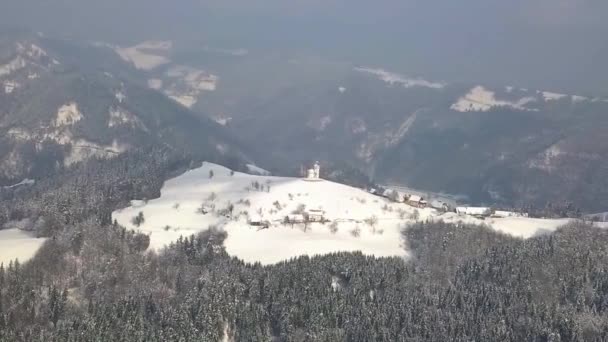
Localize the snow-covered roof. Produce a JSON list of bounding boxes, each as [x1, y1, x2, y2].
[[409, 195, 423, 202], [457, 207, 491, 215]]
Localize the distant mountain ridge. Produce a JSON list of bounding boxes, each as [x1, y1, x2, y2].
[[145, 51, 608, 212]]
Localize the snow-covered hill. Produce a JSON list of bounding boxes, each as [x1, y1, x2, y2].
[[112, 162, 575, 265]]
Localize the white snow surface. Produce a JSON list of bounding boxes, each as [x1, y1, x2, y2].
[[0, 57, 26, 77], [542, 91, 568, 101], [108, 107, 143, 129], [115, 41, 172, 70], [486, 217, 571, 239], [0, 229, 46, 265], [65, 139, 127, 166], [355, 67, 446, 89], [115, 91, 126, 103], [148, 79, 163, 90], [202, 46, 249, 56], [169, 95, 197, 108], [214, 115, 233, 126], [3, 81, 18, 94], [245, 164, 271, 176], [572, 95, 588, 103], [112, 162, 578, 265], [55, 102, 83, 126], [163, 66, 219, 108], [451, 86, 537, 112]]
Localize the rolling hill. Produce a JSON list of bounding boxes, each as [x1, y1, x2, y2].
[[113, 162, 576, 265]]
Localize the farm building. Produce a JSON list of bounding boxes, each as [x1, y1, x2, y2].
[[248, 215, 271, 228], [307, 209, 327, 222], [585, 212, 608, 222], [407, 195, 428, 208], [429, 200, 451, 212], [284, 214, 306, 224], [493, 210, 528, 218], [456, 207, 492, 217]]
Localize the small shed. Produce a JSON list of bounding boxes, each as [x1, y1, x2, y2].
[[249, 215, 270, 228]]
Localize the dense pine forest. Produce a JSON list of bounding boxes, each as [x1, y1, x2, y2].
[[1, 212, 608, 341], [0, 144, 607, 341]]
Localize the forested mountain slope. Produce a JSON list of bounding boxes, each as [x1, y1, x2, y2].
[[0, 31, 249, 186], [2, 220, 608, 341], [165, 54, 608, 212]]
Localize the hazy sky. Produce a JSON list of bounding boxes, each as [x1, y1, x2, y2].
[[2, 0, 607, 93]]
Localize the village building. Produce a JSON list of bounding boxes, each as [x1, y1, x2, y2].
[[307, 209, 327, 222], [248, 215, 271, 228], [305, 161, 322, 181], [429, 200, 451, 212], [493, 210, 528, 218], [456, 207, 492, 217], [585, 212, 608, 222], [285, 214, 306, 224], [407, 195, 428, 208]]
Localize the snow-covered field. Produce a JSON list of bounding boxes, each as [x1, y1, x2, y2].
[[0, 229, 46, 265], [112, 162, 580, 265]]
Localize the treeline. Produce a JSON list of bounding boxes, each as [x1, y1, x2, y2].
[[2, 219, 608, 341], [0, 144, 246, 238]]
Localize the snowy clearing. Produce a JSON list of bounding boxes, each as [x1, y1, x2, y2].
[[115, 41, 172, 70], [0, 229, 46, 265], [162, 66, 219, 108], [0, 57, 26, 77], [355, 67, 446, 89], [4, 81, 19, 94], [148, 79, 163, 90], [486, 217, 571, 239], [572, 95, 588, 103], [64, 139, 127, 166], [451, 86, 537, 112], [169, 95, 197, 108], [55, 102, 83, 126], [542, 91, 568, 101], [112, 163, 579, 265]]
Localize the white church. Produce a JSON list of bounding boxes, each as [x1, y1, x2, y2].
[[305, 161, 322, 181]]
